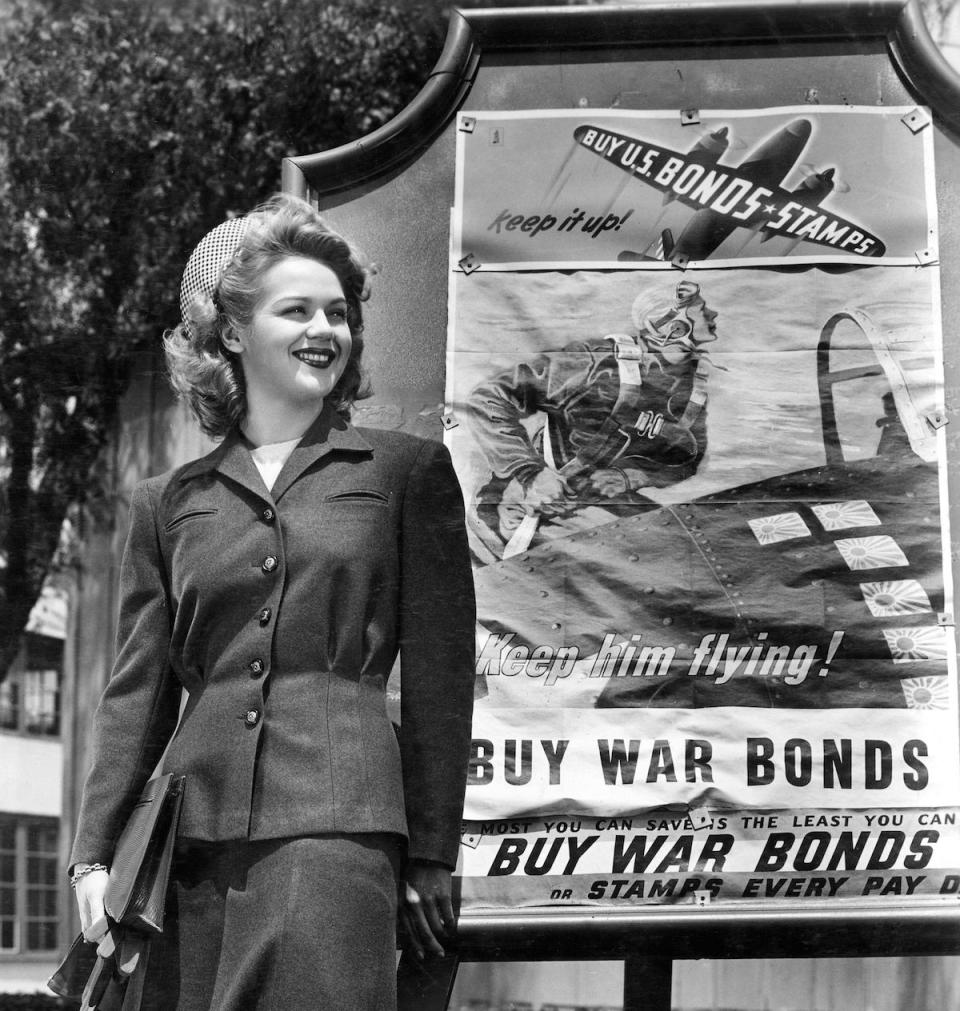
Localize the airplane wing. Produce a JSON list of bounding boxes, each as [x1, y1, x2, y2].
[[574, 119, 886, 260], [666, 119, 815, 260], [661, 126, 730, 206], [573, 123, 729, 203], [759, 202, 886, 257], [472, 446, 943, 710]]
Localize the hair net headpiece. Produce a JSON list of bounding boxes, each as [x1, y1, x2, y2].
[[178, 217, 251, 327]]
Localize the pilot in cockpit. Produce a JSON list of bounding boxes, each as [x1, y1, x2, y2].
[[467, 280, 722, 561]]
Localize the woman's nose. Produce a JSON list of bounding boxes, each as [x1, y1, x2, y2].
[[305, 309, 333, 335]]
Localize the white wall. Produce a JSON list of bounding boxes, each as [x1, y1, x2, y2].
[[0, 735, 62, 994], [0, 735, 61, 816]]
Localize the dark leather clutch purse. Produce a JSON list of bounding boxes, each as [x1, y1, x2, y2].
[[104, 773, 186, 934], [49, 775, 184, 1006], [47, 931, 98, 998], [48, 926, 150, 1007]]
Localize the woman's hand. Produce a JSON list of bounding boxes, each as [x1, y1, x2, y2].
[[400, 861, 455, 959], [73, 866, 110, 942]]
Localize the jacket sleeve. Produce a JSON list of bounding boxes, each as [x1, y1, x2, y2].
[[69, 479, 182, 870], [398, 439, 476, 869], [466, 340, 605, 484]]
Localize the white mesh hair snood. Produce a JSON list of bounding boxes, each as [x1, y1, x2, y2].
[[178, 217, 251, 325]]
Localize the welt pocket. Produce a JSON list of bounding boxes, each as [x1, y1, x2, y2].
[[164, 508, 219, 531], [323, 490, 389, 506]]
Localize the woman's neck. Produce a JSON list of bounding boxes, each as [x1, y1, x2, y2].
[[241, 402, 324, 448]]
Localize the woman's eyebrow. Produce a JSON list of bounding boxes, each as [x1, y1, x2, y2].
[[266, 294, 344, 308], [271, 291, 347, 302]]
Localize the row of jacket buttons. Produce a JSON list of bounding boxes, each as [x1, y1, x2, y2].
[[250, 506, 276, 718]]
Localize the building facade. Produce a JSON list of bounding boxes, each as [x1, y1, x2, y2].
[[0, 586, 65, 992]]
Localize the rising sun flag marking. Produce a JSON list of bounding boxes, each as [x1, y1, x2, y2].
[[835, 535, 909, 570], [812, 500, 881, 531], [901, 675, 951, 709], [748, 512, 812, 545], [883, 625, 949, 663], [861, 580, 933, 617]]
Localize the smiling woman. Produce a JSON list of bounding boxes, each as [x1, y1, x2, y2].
[[223, 256, 355, 444], [67, 194, 477, 1010]]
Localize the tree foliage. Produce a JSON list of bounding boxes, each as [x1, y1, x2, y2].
[[0, 0, 449, 678], [921, 0, 960, 39]]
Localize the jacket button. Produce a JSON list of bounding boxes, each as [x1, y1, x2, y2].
[[258, 608, 272, 626], [244, 709, 261, 727], [249, 659, 264, 676], [261, 556, 278, 573], [262, 507, 275, 523]]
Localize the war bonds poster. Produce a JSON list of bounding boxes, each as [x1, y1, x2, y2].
[[445, 107, 960, 910]]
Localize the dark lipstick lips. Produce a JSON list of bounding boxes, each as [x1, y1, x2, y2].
[[293, 347, 337, 367]]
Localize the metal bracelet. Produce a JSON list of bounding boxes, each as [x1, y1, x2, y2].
[[69, 863, 109, 889]]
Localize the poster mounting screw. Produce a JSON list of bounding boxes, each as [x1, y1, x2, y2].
[[441, 413, 459, 431], [459, 116, 477, 133], [693, 891, 712, 907], [458, 253, 481, 275], [915, 247, 938, 266], [901, 108, 931, 133], [671, 252, 690, 270], [680, 108, 700, 126], [688, 805, 712, 830], [926, 408, 948, 429]]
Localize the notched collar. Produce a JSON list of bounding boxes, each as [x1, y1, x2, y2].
[[177, 403, 373, 501], [271, 406, 372, 501]]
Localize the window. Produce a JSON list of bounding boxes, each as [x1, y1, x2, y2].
[[0, 817, 59, 954], [0, 634, 62, 737], [0, 821, 15, 951], [0, 681, 18, 733], [23, 669, 59, 736]]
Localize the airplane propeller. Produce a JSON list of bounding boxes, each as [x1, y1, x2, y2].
[[796, 163, 851, 194]]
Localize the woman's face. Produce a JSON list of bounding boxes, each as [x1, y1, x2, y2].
[[228, 256, 353, 425]]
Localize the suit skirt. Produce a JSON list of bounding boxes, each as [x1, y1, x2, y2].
[[140, 833, 404, 1011]]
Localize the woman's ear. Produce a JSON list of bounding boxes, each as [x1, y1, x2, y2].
[[221, 327, 244, 354]]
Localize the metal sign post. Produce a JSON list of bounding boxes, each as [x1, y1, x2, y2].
[[398, 903, 960, 1010]]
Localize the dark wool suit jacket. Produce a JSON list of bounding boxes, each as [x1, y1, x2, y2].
[[71, 404, 476, 871]]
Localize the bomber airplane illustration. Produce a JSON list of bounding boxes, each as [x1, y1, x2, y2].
[[572, 118, 887, 262]]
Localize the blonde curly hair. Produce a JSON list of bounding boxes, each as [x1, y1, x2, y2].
[[164, 194, 372, 438]]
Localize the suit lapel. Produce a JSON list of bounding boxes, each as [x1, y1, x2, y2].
[[270, 404, 372, 502], [177, 403, 372, 502], [216, 435, 273, 499], [178, 431, 271, 500]]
